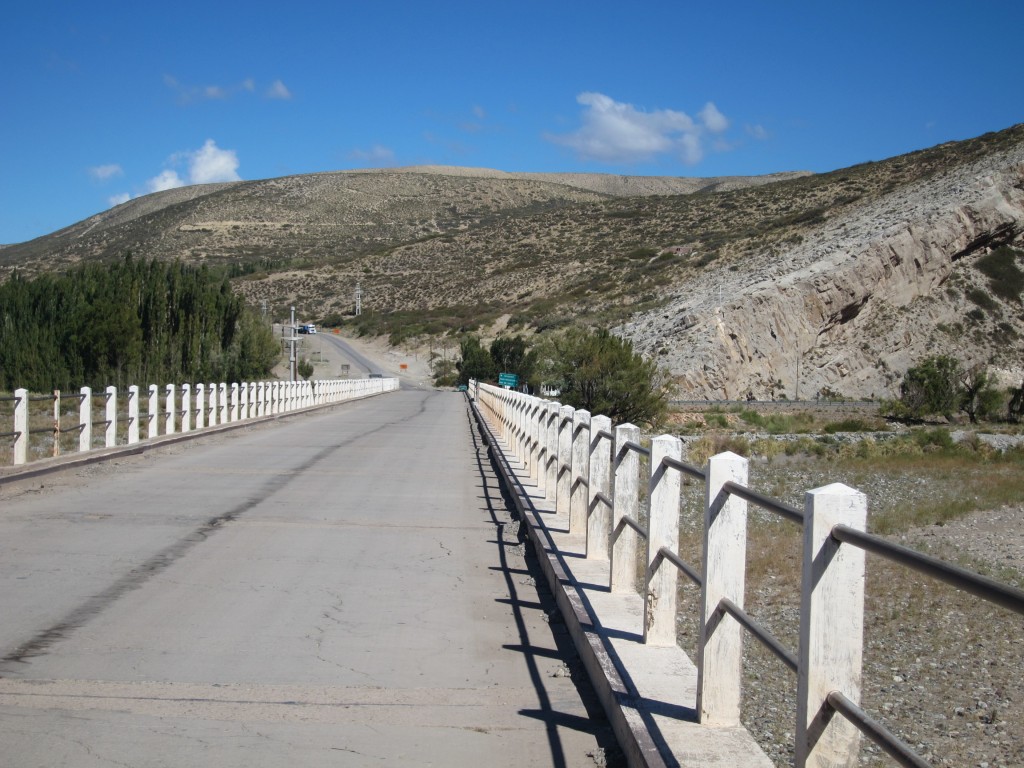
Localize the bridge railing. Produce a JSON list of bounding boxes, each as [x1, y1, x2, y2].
[[472, 380, 1024, 768], [2, 376, 399, 467]]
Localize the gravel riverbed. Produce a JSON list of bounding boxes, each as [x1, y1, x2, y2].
[[666, 453, 1024, 768]]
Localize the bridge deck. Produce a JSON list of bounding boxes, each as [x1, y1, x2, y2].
[[0, 389, 618, 767]]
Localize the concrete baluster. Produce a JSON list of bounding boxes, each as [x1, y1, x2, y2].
[[697, 451, 749, 724], [105, 386, 117, 447], [795, 484, 867, 768], [556, 404, 575, 516], [645, 434, 683, 646], [545, 402, 559, 502], [196, 383, 206, 429], [181, 384, 192, 433], [127, 385, 140, 445], [231, 383, 239, 422], [611, 424, 641, 591], [13, 388, 28, 465], [80, 386, 93, 451], [569, 409, 591, 534], [587, 415, 612, 560], [165, 384, 176, 435], [209, 383, 220, 425], [219, 383, 228, 422], [147, 384, 159, 439]]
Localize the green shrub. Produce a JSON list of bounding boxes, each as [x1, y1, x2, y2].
[[974, 246, 1024, 303]]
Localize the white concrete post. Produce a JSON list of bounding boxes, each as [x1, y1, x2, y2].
[[195, 383, 206, 429], [230, 383, 239, 422], [587, 415, 613, 560], [545, 402, 559, 502], [147, 385, 158, 438], [697, 451, 749, 725], [611, 424, 641, 591], [795, 484, 867, 768], [529, 402, 542, 484], [645, 434, 683, 646], [219, 383, 228, 422], [556, 404, 575, 516], [127, 385, 140, 445], [257, 382, 265, 417], [79, 386, 93, 452], [208, 383, 219, 425], [240, 382, 249, 420], [164, 384, 176, 435], [104, 386, 117, 448], [569, 410, 591, 534], [181, 384, 192, 433], [13, 388, 28, 465]]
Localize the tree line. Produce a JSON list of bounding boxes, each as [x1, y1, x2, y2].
[[0, 255, 279, 392], [439, 328, 671, 426]]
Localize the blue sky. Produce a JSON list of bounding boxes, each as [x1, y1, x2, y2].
[[2, 0, 1022, 245]]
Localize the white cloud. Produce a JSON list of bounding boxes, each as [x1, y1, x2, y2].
[[746, 123, 769, 140], [548, 92, 733, 166], [141, 139, 241, 195], [147, 169, 185, 192], [89, 163, 123, 181], [89, 162, 122, 180], [348, 144, 397, 166], [266, 79, 292, 100], [699, 102, 729, 133], [187, 139, 241, 184], [108, 193, 131, 206]]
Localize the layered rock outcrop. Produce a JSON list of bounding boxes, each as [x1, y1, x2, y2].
[[621, 150, 1024, 400]]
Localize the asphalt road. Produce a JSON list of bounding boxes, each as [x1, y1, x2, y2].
[[0, 390, 618, 766]]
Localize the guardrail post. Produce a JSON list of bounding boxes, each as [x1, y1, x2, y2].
[[13, 388, 28, 465], [796, 483, 867, 768], [181, 384, 191, 433], [80, 386, 93, 452], [165, 384, 176, 435], [697, 451, 749, 725], [219, 383, 228, 422], [569, 410, 591, 534], [587, 415, 612, 560], [544, 402, 559, 502], [147, 385, 158, 438], [611, 423, 641, 591], [530, 401, 543, 485], [556, 404, 575, 516], [195, 383, 206, 429], [209, 383, 219, 425], [105, 386, 117, 448], [128, 386, 140, 444], [645, 434, 682, 645], [230, 383, 239, 422]]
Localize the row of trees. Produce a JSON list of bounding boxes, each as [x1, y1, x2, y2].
[[440, 328, 670, 425], [891, 355, 1024, 423], [0, 255, 280, 392]]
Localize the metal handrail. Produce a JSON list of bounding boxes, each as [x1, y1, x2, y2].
[[620, 440, 650, 457], [0, 429, 19, 439], [662, 455, 705, 481], [719, 597, 797, 672], [593, 490, 612, 510], [723, 480, 804, 525], [621, 515, 648, 539], [0, 394, 20, 403], [596, 429, 614, 442], [827, 691, 931, 768], [658, 545, 702, 587], [832, 524, 1024, 615], [28, 393, 55, 402]]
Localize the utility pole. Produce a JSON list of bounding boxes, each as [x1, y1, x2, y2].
[[289, 305, 297, 382]]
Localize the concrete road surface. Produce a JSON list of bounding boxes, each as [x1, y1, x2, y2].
[[0, 390, 620, 767]]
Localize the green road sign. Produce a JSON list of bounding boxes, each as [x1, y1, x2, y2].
[[498, 372, 519, 388]]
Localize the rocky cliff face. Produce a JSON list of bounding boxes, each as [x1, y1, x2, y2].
[[620, 147, 1024, 400]]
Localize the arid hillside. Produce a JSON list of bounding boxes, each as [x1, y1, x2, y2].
[[3, 125, 1023, 398]]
